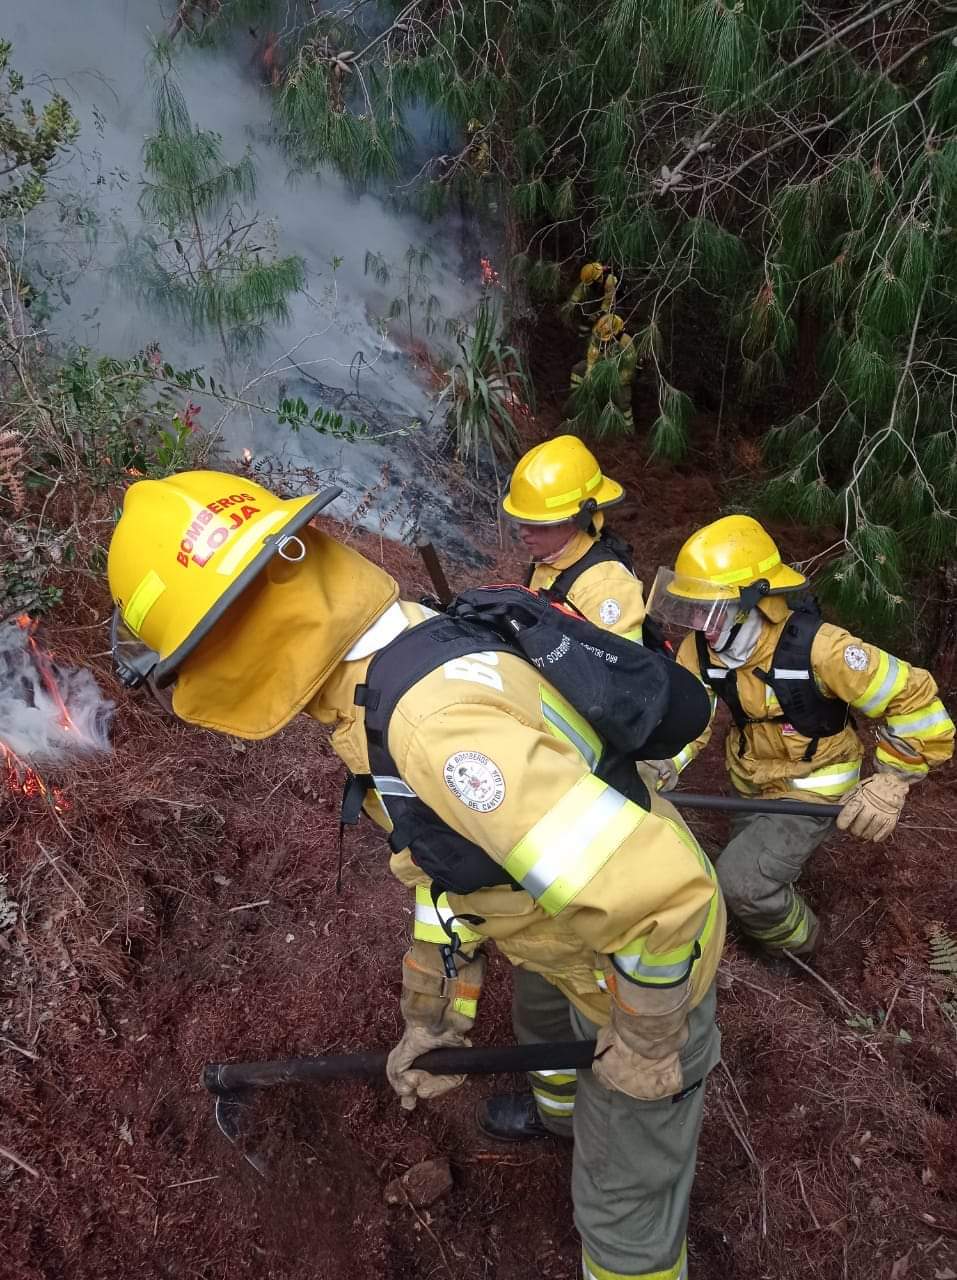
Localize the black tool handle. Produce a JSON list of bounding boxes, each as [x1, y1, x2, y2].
[[415, 539, 453, 608], [203, 1039, 596, 1096], [668, 791, 842, 819]]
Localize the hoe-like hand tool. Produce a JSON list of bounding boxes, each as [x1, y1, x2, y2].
[[203, 1039, 597, 1176]]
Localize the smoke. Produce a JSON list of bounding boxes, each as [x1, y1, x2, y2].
[[8, 1, 490, 552], [0, 622, 114, 763]]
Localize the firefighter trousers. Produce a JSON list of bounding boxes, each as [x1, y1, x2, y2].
[[716, 810, 834, 955], [512, 967, 720, 1279]]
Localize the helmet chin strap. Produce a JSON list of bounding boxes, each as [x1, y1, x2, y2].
[[573, 496, 599, 533], [712, 578, 771, 653]]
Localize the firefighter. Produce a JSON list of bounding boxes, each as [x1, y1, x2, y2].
[[561, 261, 618, 337], [567, 314, 637, 432], [646, 515, 954, 961], [108, 470, 725, 1280], [502, 435, 648, 643]]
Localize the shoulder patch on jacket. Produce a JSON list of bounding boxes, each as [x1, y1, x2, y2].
[[599, 598, 622, 625], [843, 644, 868, 672], [444, 751, 506, 812]]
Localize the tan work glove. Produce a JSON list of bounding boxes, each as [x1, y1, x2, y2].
[[386, 940, 485, 1111], [592, 974, 690, 1102], [645, 758, 679, 792], [836, 772, 910, 842]]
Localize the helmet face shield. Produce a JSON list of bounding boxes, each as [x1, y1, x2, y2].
[[647, 568, 742, 637]]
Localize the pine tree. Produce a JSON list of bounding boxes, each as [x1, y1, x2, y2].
[[117, 62, 305, 375], [199, 1, 957, 634]]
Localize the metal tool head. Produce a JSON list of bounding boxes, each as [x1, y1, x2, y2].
[[206, 1074, 269, 1179]]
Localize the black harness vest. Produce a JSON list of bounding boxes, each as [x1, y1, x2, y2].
[[695, 609, 850, 761], [342, 614, 649, 907]]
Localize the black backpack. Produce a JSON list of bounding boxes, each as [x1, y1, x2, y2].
[[532, 529, 672, 656], [696, 597, 850, 761], [343, 586, 710, 905]]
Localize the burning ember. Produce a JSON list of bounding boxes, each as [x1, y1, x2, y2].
[[480, 256, 502, 289], [0, 616, 113, 807]]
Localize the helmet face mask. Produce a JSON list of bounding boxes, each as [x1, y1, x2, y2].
[[647, 567, 742, 639]]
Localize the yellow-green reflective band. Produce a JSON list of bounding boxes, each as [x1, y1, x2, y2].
[[544, 467, 602, 509], [623, 625, 644, 643], [540, 685, 602, 771], [709, 552, 781, 587], [452, 997, 478, 1019], [583, 1239, 687, 1280], [533, 1092, 576, 1115], [593, 966, 609, 990], [670, 744, 695, 772], [123, 569, 165, 633], [875, 747, 928, 775], [853, 651, 908, 717], [790, 761, 860, 796], [413, 885, 481, 945], [887, 700, 953, 739], [505, 775, 644, 916], [749, 891, 811, 949], [613, 935, 696, 986]]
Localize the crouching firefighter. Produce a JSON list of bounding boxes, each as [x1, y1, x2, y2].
[[108, 471, 726, 1280], [502, 435, 654, 644], [646, 515, 954, 963]]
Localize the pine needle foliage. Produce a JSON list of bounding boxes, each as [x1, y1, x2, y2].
[[117, 65, 305, 367], [217, 0, 956, 632]]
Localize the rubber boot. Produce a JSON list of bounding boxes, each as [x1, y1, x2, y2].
[[475, 1092, 555, 1142]]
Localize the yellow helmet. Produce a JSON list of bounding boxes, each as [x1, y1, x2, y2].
[[580, 261, 605, 285], [594, 313, 624, 342], [502, 435, 623, 525], [671, 515, 806, 598], [108, 470, 340, 687], [647, 515, 807, 637]]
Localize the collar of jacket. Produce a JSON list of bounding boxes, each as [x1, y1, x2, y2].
[[537, 511, 606, 574], [306, 600, 434, 774]]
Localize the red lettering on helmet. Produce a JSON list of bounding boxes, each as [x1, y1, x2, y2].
[[229, 494, 244, 504], [181, 538, 194, 554], [208, 500, 222, 514], [228, 511, 244, 530], [239, 505, 260, 520], [207, 526, 229, 551], [192, 550, 213, 568], [177, 551, 189, 568], [198, 510, 213, 527]]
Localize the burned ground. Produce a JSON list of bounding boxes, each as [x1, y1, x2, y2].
[[2, 438, 956, 1280]]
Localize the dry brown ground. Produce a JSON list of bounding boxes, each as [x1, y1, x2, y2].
[[2, 406, 956, 1280]]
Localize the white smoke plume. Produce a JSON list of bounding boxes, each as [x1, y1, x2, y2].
[[8, 0, 491, 553], [0, 622, 114, 764]]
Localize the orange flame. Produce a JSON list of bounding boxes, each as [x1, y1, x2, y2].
[[0, 741, 70, 812], [14, 616, 78, 734]]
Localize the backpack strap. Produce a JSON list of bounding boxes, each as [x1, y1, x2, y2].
[[694, 630, 770, 758], [547, 528, 635, 603], [753, 610, 850, 761]]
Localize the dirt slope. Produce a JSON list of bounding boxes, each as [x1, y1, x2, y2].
[[2, 461, 956, 1280]]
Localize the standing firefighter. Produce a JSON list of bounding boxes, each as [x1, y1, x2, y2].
[[561, 260, 618, 336], [503, 435, 648, 643], [647, 515, 955, 961], [108, 471, 725, 1280], [567, 315, 637, 432]]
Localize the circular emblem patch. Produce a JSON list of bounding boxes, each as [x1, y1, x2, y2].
[[599, 598, 622, 626], [444, 751, 506, 813], [843, 644, 868, 672]]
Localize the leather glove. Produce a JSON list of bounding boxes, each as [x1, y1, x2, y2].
[[386, 940, 485, 1111], [836, 772, 910, 842], [645, 758, 679, 792], [592, 975, 690, 1102], [386, 1023, 470, 1111]]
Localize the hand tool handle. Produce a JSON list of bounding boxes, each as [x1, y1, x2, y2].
[[203, 1039, 597, 1096], [416, 539, 453, 608], [668, 791, 842, 819]]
